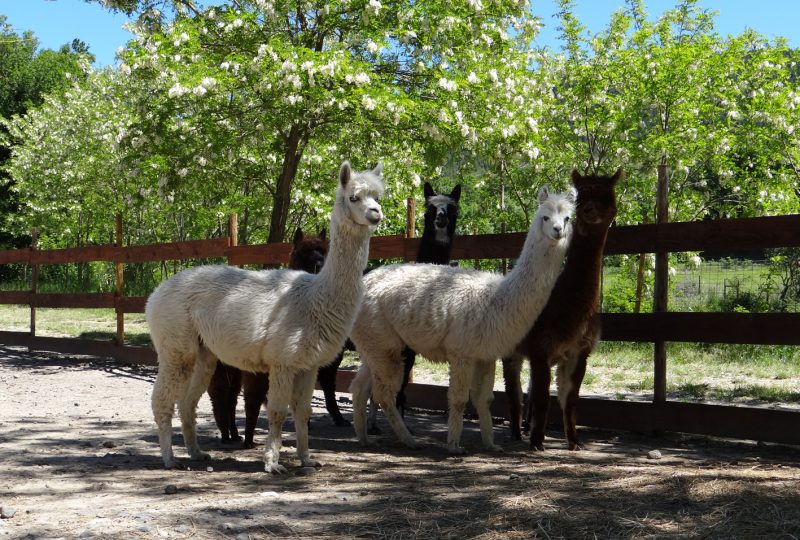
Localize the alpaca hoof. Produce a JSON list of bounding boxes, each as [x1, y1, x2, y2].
[[448, 445, 467, 455], [221, 436, 243, 446], [531, 443, 545, 452], [301, 458, 322, 468], [189, 450, 211, 461], [367, 425, 382, 435], [568, 441, 583, 451], [266, 462, 289, 474], [483, 444, 503, 453], [401, 438, 422, 450], [241, 440, 257, 450], [357, 436, 376, 447], [334, 417, 352, 427]]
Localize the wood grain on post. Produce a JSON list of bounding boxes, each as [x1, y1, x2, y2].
[[30, 228, 38, 337], [115, 214, 125, 346], [653, 162, 669, 404]]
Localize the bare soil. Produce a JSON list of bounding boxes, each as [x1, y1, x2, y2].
[[1, 345, 799, 539]]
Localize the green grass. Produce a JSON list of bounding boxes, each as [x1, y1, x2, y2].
[[0, 305, 151, 346], [1, 305, 798, 406]]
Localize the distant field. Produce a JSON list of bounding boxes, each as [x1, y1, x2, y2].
[[1, 305, 797, 407]]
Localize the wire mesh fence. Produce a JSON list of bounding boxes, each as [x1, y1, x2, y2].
[[601, 254, 800, 314]]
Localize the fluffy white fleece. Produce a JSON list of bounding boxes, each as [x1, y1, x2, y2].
[[350, 187, 574, 453], [147, 161, 384, 473]]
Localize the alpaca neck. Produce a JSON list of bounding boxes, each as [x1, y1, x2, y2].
[[312, 216, 370, 306], [417, 224, 454, 265], [557, 225, 610, 312], [478, 219, 568, 354]]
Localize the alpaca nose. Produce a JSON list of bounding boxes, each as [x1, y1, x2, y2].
[[553, 224, 562, 234], [366, 205, 382, 225], [435, 214, 448, 228]]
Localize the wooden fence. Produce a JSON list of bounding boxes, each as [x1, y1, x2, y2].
[[1, 213, 799, 445]]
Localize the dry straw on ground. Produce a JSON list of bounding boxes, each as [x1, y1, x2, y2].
[[1, 346, 798, 539]]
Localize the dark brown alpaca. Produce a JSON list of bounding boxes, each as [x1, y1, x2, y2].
[[503, 168, 622, 450], [207, 228, 333, 448]]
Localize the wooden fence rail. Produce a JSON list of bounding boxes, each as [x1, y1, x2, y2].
[[1, 212, 800, 445]]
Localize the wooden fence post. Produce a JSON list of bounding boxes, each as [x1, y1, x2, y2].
[[228, 213, 238, 267], [653, 162, 669, 404], [30, 228, 38, 337], [115, 214, 124, 346], [405, 198, 415, 262], [229, 213, 238, 248]]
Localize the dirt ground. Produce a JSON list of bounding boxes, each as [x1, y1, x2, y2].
[[1, 345, 799, 539]]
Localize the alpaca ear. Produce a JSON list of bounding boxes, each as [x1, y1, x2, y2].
[[566, 187, 578, 204], [537, 185, 550, 204], [293, 228, 304, 247], [571, 169, 583, 187], [610, 168, 624, 185], [450, 184, 462, 203], [372, 162, 383, 178], [423, 182, 435, 201], [339, 161, 352, 187], [318, 229, 327, 241]]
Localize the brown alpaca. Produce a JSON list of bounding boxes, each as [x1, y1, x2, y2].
[[207, 228, 331, 448], [503, 168, 622, 450]]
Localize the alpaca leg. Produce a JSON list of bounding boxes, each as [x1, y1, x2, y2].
[[207, 361, 228, 441], [471, 360, 500, 452], [242, 371, 268, 449], [151, 355, 190, 468], [177, 348, 217, 461], [529, 356, 552, 451], [502, 354, 524, 441], [291, 368, 322, 468], [318, 351, 349, 426], [366, 399, 381, 435], [396, 346, 417, 418], [264, 366, 292, 474], [350, 361, 375, 445], [225, 366, 242, 443], [446, 360, 471, 454], [372, 360, 419, 448], [558, 351, 588, 451]]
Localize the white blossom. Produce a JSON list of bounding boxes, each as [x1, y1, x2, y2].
[[362, 95, 376, 110], [438, 77, 456, 91], [168, 83, 189, 98]]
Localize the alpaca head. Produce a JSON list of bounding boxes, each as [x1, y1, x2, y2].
[[536, 186, 574, 242], [336, 161, 384, 229], [423, 182, 461, 244], [289, 228, 327, 274], [571, 168, 622, 234]]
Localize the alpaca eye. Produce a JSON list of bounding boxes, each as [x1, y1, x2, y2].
[[349, 195, 360, 203], [542, 216, 549, 222], [564, 216, 570, 222]]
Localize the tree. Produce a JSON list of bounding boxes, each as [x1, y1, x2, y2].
[[0, 16, 90, 248], [116, 0, 542, 242]]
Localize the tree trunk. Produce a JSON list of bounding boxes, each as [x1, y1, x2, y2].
[[267, 124, 306, 244]]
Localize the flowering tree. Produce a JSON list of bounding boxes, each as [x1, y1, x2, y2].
[[117, 0, 542, 242], [0, 17, 89, 248]]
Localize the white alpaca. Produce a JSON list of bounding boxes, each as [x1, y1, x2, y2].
[[147, 161, 384, 473], [349, 187, 573, 453]]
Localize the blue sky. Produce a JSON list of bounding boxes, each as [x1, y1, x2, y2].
[[1, 0, 799, 67]]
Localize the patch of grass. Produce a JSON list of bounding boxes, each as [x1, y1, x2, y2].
[[0, 306, 150, 345], [0, 305, 797, 406]]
